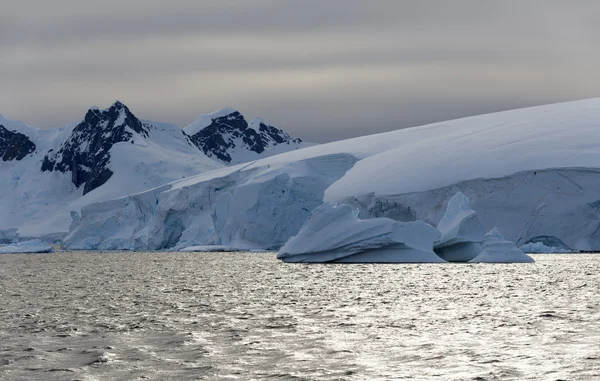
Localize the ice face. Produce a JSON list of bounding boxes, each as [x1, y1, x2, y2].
[[64, 154, 358, 251], [277, 203, 445, 263]]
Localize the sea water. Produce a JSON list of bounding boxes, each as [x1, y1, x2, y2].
[[1, 252, 599, 380]]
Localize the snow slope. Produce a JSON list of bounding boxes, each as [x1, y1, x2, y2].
[[65, 98, 600, 251]]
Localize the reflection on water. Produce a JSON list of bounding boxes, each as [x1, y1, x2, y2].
[[1, 252, 599, 380]]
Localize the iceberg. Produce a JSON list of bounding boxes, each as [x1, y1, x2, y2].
[[59, 98, 600, 251], [277, 203, 444, 263], [0, 239, 54, 254], [469, 229, 534, 263], [434, 192, 485, 262]]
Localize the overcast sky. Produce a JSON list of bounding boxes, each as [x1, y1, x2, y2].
[[2, 1, 599, 142]]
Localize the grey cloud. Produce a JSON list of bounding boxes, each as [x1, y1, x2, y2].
[[1, 1, 600, 142]]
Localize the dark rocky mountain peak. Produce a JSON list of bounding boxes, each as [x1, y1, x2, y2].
[[186, 109, 303, 163], [0, 125, 36, 161], [41, 101, 151, 195]]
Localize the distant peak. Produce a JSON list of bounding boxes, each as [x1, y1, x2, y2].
[[184, 107, 244, 136], [200, 107, 240, 121]]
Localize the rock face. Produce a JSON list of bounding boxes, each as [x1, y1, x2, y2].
[[469, 228, 534, 263], [184, 108, 304, 164], [0, 125, 36, 161], [277, 203, 444, 263], [41, 101, 150, 195], [434, 192, 486, 262]]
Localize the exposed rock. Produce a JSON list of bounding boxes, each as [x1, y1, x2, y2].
[[41, 101, 150, 195], [0, 125, 36, 161]]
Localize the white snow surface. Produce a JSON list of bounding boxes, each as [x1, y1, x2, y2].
[[0, 239, 54, 254], [277, 203, 444, 263], [59, 98, 600, 251], [470, 229, 534, 263], [434, 192, 485, 262]]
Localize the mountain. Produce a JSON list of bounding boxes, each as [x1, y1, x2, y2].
[[0, 102, 311, 238], [0, 102, 222, 237], [0, 124, 36, 161], [65, 98, 600, 252], [184, 108, 310, 164], [41, 101, 152, 194]]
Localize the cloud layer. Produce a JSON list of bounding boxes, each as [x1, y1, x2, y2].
[[2, 0, 600, 142]]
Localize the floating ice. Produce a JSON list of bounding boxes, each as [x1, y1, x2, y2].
[[469, 229, 534, 263], [277, 203, 444, 263], [0, 239, 54, 254]]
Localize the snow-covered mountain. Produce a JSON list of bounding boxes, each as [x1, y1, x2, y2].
[[0, 102, 310, 238], [0, 102, 221, 237], [64, 98, 600, 252], [184, 108, 310, 164]]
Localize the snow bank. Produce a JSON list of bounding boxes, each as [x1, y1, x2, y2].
[[277, 203, 444, 263], [0, 239, 54, 254], [469, 229, 534, 263], [434, 192, 485, 262]]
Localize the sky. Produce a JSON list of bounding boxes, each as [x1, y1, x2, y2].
[[2, 0, 600, 143]]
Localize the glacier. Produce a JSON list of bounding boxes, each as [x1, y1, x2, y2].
[[434, 192, 485, 262], [8, 97, 600, 253], [276, 203, 444, 263], [65, 153, 357, 250], [470, 229, 534, 263]]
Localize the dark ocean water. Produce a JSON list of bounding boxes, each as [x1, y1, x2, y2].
[[0, 252, 599, 380]]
